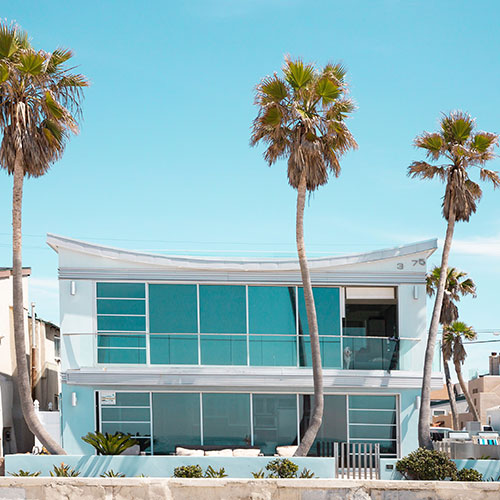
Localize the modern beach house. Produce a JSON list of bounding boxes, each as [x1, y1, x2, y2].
[[47, 234, 441, 458]]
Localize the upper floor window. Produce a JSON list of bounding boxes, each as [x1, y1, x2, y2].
[[96, 282, 398, 370]]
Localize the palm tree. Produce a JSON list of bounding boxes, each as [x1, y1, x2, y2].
[[443, 321, 480, 422], [409, 111, 499, 448], [426, 266, 476, 429], [0, 22, 88, 454], [251, 57, 357, 455]]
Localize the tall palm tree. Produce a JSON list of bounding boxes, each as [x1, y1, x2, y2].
[[0, 22, 88, 454], [426, 266, 476, 429], [443, 321, 479, 422], [409, 111, 499, 448], [251, 57, 357, 455]]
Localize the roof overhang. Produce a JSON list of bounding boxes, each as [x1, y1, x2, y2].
[[47, 233, 437, 273]]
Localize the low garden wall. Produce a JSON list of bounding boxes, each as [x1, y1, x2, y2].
[[0, 478, 499, 500], [380, 458, 500, 481], [4, 455, 335, 478]]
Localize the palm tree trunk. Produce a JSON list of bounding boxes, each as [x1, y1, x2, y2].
[[12, 148, 66, 455], [443, 355, 459, 429], [294, 171, 323, 457], [454, 360, 480, 422], [418, 205, 456, 449]]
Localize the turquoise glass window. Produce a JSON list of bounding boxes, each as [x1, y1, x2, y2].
[[152, 393, 201, 454], [149, 284, 197, 334], [202, 393, 251, 446], [248, 286, 296, 334], [249, 336, 297, 366], [200, 335, 246, 365], [101, 407, 150, 422], [298, 287, 341, 336], [150, 335, 198, 364], [97, 299, 145, 315], [253, 394, 298, 455], [349, 425, 396, 440], [298, 336, 342, 368], [98, 335, 146, 348], [349, 395, 396, 410], [97, 315, 146, 332], [97, 283, 145, 298], [299, 395, 347, 456], [199, 285, 246, 334], [115, 392, 150, 406], [349, 410, 396, 425], [97, 349, 146, 364]]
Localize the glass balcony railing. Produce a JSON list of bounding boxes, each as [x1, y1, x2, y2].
[[67, 331, 421, 371]]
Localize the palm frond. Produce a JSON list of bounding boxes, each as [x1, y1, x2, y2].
[[414, 132, 444, 160], [0, 23, 19, 58], [18, 52, 46, 75], [479, 168, 500, 188], [472, 132, 499, 153], [283, 58, 315, 90], [407, 161, 447, 181], [441, 111, 474, 144], [315, 77, 340, 105]]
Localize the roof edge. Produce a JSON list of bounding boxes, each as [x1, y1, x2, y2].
[[46, 233, 438, 271]]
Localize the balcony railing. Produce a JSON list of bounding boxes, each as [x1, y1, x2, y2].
[[63, 331, 422, 371]]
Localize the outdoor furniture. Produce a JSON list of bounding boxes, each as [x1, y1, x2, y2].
[[175, 445, 261, 457]]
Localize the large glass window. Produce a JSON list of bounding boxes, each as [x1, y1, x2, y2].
[[152, 393, 201, 454], [253, 394, 298, 455], [97, 392, 399, 457], [97, 283, 146, 364], [298, 287, 341, 368], [99, 392, 151, 454], [299, 395, 348, 456], [95, 283, 400, 370], [342, 290, 399, 370], [200, 286, 246, 365], [202, 393, 251, 446], [348, 395, 397, 457], [249, 286, 297, 366]]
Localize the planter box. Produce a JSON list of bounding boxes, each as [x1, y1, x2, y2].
[[4, 455, 335, 478]]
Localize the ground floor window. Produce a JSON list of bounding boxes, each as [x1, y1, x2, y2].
[[96, 391, 398, 457]]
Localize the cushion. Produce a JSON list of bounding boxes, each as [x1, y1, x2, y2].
[[176, 447, 205, 456], [204, 449, 233, 457], [232, 448, 261, 457], [276, 445, 298, 457]]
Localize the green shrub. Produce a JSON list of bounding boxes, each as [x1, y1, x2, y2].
[[100, 469, 125, 477], [266, 458, 299, 478], [50, 463, 81, 477], [299, 467, 315, 478], [251, 469, 266, 478], [82, 431, 138, 455], [455, 468, 483, 482], [173, 465, 203, 478], [395, 448, 457, 480], [204, 466, 227, 478], [8, 469, 41, 477]]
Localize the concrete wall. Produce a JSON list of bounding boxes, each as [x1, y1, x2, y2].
[[4, 455, 335, 478], [0, 478, 499, 500]]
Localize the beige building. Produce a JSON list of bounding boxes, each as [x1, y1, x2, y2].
[[0, 267, 61, 454], [431, 353, 500, 430]]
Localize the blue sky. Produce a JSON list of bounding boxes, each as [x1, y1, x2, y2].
[[1, 1, 500, 377]]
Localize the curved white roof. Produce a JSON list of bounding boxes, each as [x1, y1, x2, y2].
[[47, 233, 437, 272]]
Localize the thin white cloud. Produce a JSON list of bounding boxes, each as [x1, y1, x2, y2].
[[445, 235, 500, 258], [29, 277, 59, 291]]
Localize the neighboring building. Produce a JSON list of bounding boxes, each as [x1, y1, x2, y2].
[[0, 267, 61, 454], [431, 353, 500, 430], [47, 234, 442, 458]]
